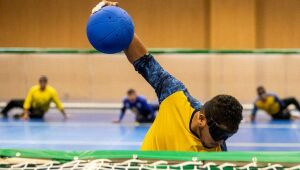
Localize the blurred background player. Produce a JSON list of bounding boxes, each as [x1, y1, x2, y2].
[[0, 76, 67, 119], [114, 89, 158, 123], [251, 86, 300, 121]]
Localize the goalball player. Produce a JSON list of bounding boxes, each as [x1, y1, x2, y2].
[[93, 1, 243, 151]]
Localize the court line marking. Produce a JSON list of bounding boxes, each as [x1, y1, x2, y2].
[[227, 143, 300, 147], [240, 124, 300, 129], [0, 140, 141, 146], [0, 102, 253, 110], [0, 122, 148, 127], [0, 122, 299, 129], [0, 140, 300, 148]]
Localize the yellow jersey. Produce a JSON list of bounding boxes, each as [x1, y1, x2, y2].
[[141, 91, 221, 152], [254, 95, 282, 115], [134, 53, 221, 152], [23, 85, 64, 112]]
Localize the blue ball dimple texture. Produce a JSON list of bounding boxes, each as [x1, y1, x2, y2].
[[86, 6, 134, 54]]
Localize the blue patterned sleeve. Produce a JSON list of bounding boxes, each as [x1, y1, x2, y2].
[[133, 54, 186, 103], [133, 54, 201, 110], [251, 103, 258, 117]]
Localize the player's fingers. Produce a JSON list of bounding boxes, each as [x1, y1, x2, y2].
[[104, 1, 118, 7], [92, 1, 106, 14], [92, 1, 118, 14], [111, 2, 118, 6]]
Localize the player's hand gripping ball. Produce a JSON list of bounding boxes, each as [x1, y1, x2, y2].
[[87, 1, 134, 54]]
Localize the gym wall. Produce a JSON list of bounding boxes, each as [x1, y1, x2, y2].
[[0, 52, 299, 103], [0, 0, 299, 49]]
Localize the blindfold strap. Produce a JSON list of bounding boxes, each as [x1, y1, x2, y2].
[[204, 102, 235, 141]]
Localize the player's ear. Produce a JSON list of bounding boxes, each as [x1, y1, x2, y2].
[[198, 113, 207, 128]]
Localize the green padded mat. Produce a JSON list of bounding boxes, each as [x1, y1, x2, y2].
[[0, 149, 300, 163]]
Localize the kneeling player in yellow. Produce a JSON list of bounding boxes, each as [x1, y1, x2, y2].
[[1, 76, 67, 120], [251, 86, 300, 122], [93, 1, 243, 152]]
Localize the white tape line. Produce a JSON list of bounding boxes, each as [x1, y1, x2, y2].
[[0, 102, 254, 110]]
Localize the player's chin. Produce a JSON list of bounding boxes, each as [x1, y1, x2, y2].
[[201, 141, 218, 149]]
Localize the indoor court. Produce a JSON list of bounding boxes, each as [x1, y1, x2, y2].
[[1, 0, 300, 169], [1, 108, 300, 151]]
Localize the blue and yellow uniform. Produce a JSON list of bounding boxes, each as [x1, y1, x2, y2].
[[119, 96, 156, 122], [252, 94, 284, 117], [24, 85, 64, 114], [134, 54, 221, 152]]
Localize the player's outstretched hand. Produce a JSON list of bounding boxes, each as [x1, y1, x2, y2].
[[21, 112, 29, 120], [63, 113, 70, 120], [61, 110, 69, 120], [92, 0, 118, 14]]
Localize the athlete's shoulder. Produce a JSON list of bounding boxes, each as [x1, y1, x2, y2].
[[122, 97, 129, 103], [46, 85, 54, 90], [46, 85, 58, 93], [183, 90, 202, 110], [29, 85, 40, 91], [267, 93, 279, 98], [164, 90, 202, 110], [137, 96, 147, 102]]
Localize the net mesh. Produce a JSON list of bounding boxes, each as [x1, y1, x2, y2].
[[1, 150, 300, 170], [1, 155, 300, 170]]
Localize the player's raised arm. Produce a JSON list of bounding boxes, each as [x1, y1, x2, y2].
[[124, 35, 187, 103], [124, 34, 148, 63], [251, 104, 258, 122], [91, 1, 187, 103]]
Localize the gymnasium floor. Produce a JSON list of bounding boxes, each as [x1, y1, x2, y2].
[[1, 108, 300, 151]]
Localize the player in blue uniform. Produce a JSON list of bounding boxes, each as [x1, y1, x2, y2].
[[114, 89, 158, 123]]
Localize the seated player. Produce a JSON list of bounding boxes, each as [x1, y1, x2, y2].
[[251, 86, 300, 121], [1, 76, 67, 119], [93, 1, 243, 152], [114, 89, 158, 123]]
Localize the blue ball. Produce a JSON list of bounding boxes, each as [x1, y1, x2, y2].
[[86, 6, 134, 54]]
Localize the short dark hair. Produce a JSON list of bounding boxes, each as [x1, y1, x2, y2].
[[39, 75, 48, 83], [203, 95, 243, 133], [127, 89, 136, 95], [257, 86, 265, 92]]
